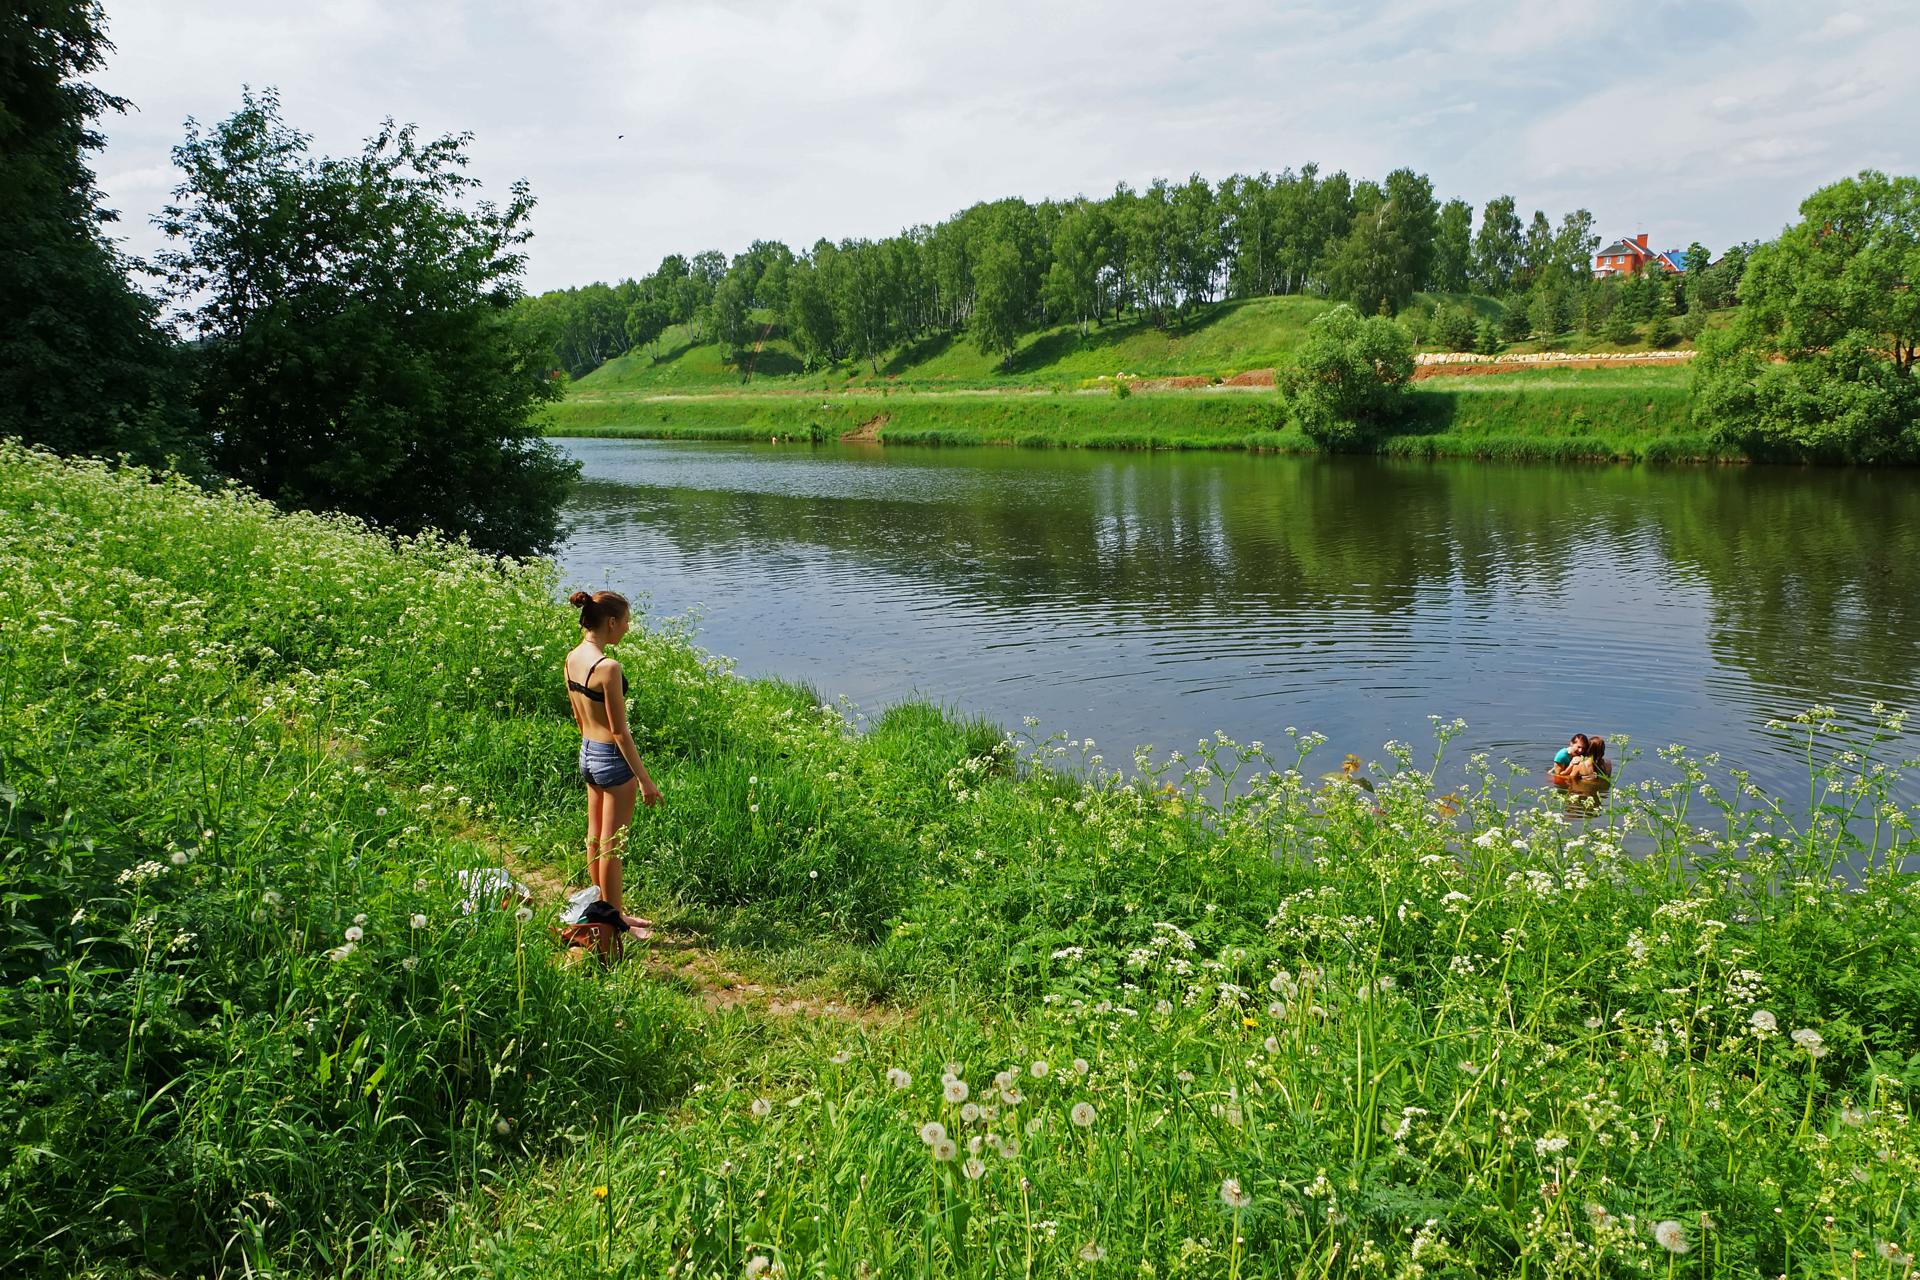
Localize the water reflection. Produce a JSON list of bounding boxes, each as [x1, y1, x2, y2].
[[556, 440, 1920, 800]]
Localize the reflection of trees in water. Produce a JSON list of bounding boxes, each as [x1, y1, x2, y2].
[[574, 457, 1597, 618], [569, 454, 1920, 707], [1650, 468, 1920, 702]]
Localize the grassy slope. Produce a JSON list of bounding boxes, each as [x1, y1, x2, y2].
[[574, 296, 1341, 395], [548, 366, 1707, 461], [5, 446, 1916, 1277], [559, 295, 1725, 463]]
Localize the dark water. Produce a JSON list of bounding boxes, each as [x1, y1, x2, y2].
[[555, 438, 1920, 802]]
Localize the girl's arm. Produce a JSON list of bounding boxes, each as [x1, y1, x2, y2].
[[603, 662, 663, 806]]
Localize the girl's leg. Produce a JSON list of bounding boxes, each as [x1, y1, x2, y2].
[[584, 781, 607, 895], [600, 778, 648, 930]]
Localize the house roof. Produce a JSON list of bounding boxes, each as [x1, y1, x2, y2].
[[1658, 250, 1688, 271], [1596, 239, 1647, 258]]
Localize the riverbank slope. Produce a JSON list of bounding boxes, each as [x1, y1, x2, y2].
[[5, 443, 1910, 1276], [546, 364, 1717, 462]]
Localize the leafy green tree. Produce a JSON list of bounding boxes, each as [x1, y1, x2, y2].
[[1382, 168, 1438, 291], [1519, 209, 1554, 290], [1045, 201, 1111, 336], [710, 272, 752, 359], [1527, 287, 1569, 343], [1, 0, 196, 466], [1281, 304, 1414, 447], [155, 90, 574, 557], [1431, 198, 1473, 293], [972, 233, 1031, 368], [1552, 210, 1599, 282], [1472, 195, 1523, 292], [835, 239, 897, 375], [785, 249, 840, 369], [623, 283, 672, 360], [1693, 170, 1920, 461]]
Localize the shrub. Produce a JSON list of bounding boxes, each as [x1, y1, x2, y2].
[[1280, 305, 1414, 448]]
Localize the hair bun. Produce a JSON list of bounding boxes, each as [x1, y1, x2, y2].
[[568, 590, 593, 609]]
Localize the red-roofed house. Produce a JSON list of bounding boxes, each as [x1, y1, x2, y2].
[[1593, 234, 1686, 278]]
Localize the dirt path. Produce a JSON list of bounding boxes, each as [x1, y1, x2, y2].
[[738, 321, 776, 381], [448, 818, 900, 1025], [1410, 353, 1696, 380]]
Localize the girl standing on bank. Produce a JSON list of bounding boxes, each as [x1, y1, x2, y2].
[[566, 590, 661, 932]]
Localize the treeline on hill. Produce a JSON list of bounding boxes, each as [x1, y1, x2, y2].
[[518, 174, 1757, 381]]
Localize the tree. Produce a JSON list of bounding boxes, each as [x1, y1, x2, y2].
[[1499, 297, 1532, 344], [1433, 304, 1478, 351], [156, 90, 575, 557], [835, 239, 897, 374], [1603, 306, 1639, 346], [1324, 177, 1435, 317], [1, 1, 196, 466], [1431, 199, 1473, 293], [1692, 170, 1920, 461], [972, 232, 1031, 368], [1045, 201, 1110, 337], [784, 249, 839, 369], [710, 271, 752, 359], [1473, 195, 1523, 292], [1281, 304, 1414, 447], [1528, 287, 1569, 343]]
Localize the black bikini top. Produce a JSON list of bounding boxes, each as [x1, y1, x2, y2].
[[567, 654, 629, 703]]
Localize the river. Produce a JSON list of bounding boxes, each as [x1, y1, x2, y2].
[[554, 438, 1920, 804]]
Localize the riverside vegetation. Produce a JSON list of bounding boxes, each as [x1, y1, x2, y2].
[[5, 442, 1920, 1278]]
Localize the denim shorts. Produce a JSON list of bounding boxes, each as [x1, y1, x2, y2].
[[578, 738, 635, 788]]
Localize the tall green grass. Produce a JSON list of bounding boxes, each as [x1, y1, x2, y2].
[[4, 443, 1916, 1277]]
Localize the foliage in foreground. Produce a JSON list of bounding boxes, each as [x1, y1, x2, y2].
[[3, 443, 1919, 1277]]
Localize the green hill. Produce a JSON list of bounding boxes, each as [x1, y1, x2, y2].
[[575, 296, 1345, 395]]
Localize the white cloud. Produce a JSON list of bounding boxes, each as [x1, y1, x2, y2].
[[84, 0, 1920, 291]]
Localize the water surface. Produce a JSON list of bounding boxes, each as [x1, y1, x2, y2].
[[555, 439, 1920, 801]]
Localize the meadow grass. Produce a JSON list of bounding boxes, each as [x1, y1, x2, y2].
[[3, 442, 1917, 1277]]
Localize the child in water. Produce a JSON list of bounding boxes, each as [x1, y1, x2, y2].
[[1551, 733, 1589, 777]]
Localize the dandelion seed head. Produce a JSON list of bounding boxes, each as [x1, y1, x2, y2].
[[1221, 1177, 1253, 1209], [749, 1097, 772, 1118], [411, 913, 428, 929], [344, 925, 364, 942], [1654, 1221, 1689, 1254], [945, 1078, 969, 1104], [962, 1157, 985, 1179], [1077, 1241, 1107, 1263], [886, 1067, 912, 1090], [930, 1137, 957, 1162], [1070, 1101, 1096, 1128], [919, 1121, 947, 1145]]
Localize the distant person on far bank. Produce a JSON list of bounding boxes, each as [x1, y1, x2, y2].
[[566, 590, 661, 934]]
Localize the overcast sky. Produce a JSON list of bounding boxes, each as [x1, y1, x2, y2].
[[91, 0, 1918, 295]]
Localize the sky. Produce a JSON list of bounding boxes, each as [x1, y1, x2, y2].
[[90, 0, 1920, 295]]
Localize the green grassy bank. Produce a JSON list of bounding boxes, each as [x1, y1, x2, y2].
[[4, 443, 1916, 1277], [547, 365, 1712, 462]]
